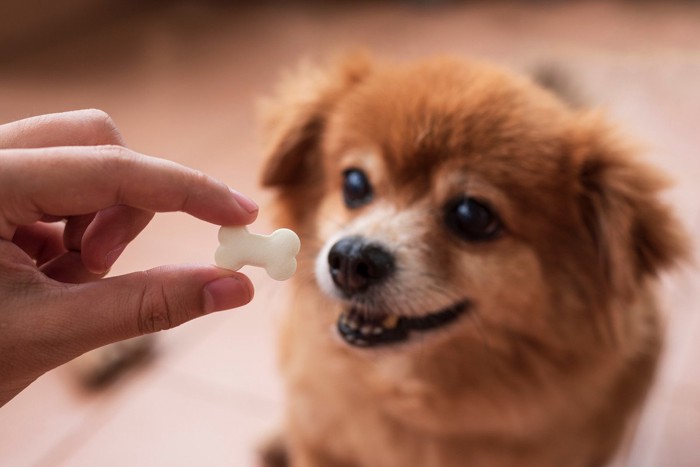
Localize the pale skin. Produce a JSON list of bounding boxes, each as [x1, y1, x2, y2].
[[0, 109, 258, 407]]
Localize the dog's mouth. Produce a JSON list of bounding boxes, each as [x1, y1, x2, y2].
[[336, 301, 469, 348]]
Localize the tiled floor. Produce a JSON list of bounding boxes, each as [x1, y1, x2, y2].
[[0, 1, 698, 466]]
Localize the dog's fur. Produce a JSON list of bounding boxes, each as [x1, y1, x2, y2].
[[259, 54, 687, 467]]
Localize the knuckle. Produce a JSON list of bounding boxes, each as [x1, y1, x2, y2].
[[135, 272, 174, 335], [99, 145, 140, 174], [92, 145, 137, 205], [81, 109, 124, 145], [185, 168, 211, 191], [179, 168, 211, 210], [98, 143, 130, 160], [81, 108, 110, 123]]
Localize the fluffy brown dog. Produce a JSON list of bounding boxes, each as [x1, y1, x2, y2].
[[259, 54, 687, 467]]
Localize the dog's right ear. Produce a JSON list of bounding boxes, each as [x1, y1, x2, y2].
[[260, 54, 374, 187], [571, 114, 689, 299]]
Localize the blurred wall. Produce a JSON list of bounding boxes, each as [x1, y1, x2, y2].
[[0, 0, 137, 58]]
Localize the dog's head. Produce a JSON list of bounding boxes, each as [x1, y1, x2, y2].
[[261, 55, 686, 357]]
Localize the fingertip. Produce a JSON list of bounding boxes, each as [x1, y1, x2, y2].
[[230, 189, 259, 215], [203, 273, 254, 313], [80, 242, 125, 274]]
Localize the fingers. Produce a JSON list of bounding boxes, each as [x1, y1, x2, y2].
[[63, 213, 96, 251], [10, 224, 104, 283], [0, 146, 258, 240], [12, 223, 66, 265], [39, 250, 106, 284], [12, 221, 104, 283], [18, 207, 157, 275], [81, 206, 155, 273], [51, 265, 254, 351], [0, 109, 124, 148], [11, 210, 154, 275]]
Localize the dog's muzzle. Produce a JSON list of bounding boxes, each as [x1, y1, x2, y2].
[[326, 236, 469, 348]]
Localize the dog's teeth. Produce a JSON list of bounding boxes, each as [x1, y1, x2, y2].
[[348, 320, 359, 330], [360, 325, 372, 336], [382, 315, 399, 329], [372, 327, 383, 335], [355, 339, 368, 346]]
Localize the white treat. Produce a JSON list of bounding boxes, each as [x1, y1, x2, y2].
[[215, 226, 301, 281]]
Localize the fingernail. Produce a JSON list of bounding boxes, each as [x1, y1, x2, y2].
[[203, 276, 253, 313], [105, 243, 126, 270], [230, 189, 258, 214]]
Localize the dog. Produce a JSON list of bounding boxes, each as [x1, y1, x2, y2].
[[258, 54, 687, 467]]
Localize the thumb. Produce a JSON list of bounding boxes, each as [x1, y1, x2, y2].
[[59, 265, 254, 351]]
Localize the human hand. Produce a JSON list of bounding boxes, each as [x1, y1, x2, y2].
[[0, 109, 258, 406]]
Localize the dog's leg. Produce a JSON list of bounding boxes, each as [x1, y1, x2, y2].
[[257, 430, 289, 467], [258, 429, 359, 467]]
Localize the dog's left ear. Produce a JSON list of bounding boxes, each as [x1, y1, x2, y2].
[[259, 53, 374, 187], [573, 116, 688, 296]]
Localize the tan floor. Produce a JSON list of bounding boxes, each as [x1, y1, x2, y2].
[[0, 1, 699, 466]]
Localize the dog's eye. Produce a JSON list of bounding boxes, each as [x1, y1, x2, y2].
[[342, 168, 373, 208], [444, 197, 501, 242]]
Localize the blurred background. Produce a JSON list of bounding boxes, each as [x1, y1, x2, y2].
[[0, 1, 698, 466]]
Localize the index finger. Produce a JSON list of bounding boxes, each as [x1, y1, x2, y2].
[[0, 145, 258, 237], [0, 109, 124, 149]]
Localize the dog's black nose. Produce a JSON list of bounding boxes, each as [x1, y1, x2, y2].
[[328, 237, 394, 295]]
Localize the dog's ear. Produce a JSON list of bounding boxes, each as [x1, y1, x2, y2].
[[573, 115, 688, 297], [531, 63, 585, 109], [260, 54, 374, 187]]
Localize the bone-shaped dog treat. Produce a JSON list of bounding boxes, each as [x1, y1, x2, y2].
[[215, 226, 301, 281]]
